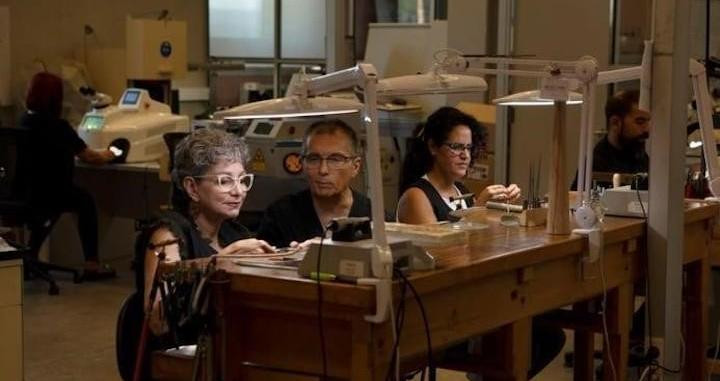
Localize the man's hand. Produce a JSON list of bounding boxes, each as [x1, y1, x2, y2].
[[77, 147, 115, 165]]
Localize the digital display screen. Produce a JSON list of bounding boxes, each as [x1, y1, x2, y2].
[[82, 115, 105, 130], [122, 90, 140, 105], [253, 122, 274, 135]]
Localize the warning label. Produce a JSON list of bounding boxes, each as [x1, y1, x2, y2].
[[250, 149, 266, 172]]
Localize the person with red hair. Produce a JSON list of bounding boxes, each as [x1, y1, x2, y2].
[[21, 72, 118, 280]]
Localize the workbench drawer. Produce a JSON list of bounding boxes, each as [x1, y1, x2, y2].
[[0, 261, 22, 307], [0, 305, 23, 381]]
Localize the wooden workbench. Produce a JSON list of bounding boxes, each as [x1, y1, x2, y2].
[[152, 201, 718, 381]]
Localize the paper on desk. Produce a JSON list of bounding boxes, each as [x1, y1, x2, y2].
[[165, 345, 196, 357], [232, 248, 306, 269], [0, 236, 17, 252]]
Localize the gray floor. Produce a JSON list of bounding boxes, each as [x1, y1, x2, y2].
[[24, 257, 131, 381], [23, 257, 575, 381]]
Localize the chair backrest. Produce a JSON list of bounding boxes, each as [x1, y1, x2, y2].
[[115, 291, 144, 381], [162, 132, 189, 174], [0, 127, 31, 203]]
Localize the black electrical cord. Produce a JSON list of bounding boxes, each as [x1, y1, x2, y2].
[[635, 174, 683, 376], [143, 165, 150, 221], [316, 229, 328, 380], [634, 175, 647, 219], [395, 269, 435, 381], [636, 172, 655, 376], [385, 270, 408, 381], [650, 361, 682, 374]]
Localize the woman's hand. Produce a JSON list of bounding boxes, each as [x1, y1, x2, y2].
[[477, 184, 522, 204], [504, 184, 522, 201], [218, 238, 276, 255], [289, 238, 316, 250]]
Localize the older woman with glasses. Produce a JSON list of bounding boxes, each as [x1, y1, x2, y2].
[[141, 128, 274, 334], [397, 106, 521, 224]]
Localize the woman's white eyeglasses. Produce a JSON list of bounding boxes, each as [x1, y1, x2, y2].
[[194, 173, 254, 192]]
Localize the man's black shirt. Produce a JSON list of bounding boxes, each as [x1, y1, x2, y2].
[[572, 136, 649, 190], [256, 189, 374, 247]]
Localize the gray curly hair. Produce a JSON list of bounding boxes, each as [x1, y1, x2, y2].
[[171, 128, 248, 213]]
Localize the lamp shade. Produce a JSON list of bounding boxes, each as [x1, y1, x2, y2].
[[215, 96, 362, 120], [377, 73, 487, 96], [492, 90, 583, 106]]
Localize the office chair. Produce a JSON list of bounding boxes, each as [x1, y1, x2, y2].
[[0, 127, 80, 295], [162, 132, 189, 173], [116, 291, 144, 381]]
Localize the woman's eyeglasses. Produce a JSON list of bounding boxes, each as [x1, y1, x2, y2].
[[302, 153, 356, 169], [194, 173, 255, 192], [443, 142, 474, 155]]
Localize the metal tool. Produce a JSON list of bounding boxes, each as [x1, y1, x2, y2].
[[500, 198, 520, 227], [525, 157, 542, 209], [449, 192, 475, 203]]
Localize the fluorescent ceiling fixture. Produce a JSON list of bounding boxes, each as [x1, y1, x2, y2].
[[492, 90, 583, 106], [215, 96, 362, 120], [689, 141, 703, 149], [377, 73, 487, 96]]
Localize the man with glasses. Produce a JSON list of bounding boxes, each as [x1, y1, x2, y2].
[[572, 89, 651, 190], [256, 119, 374, 248]]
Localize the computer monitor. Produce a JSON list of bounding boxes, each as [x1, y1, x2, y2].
[[81, 115, 105, 130], [121, 90, 141, 107]]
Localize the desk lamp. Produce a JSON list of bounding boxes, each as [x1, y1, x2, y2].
[[493, 78, 586, 235], [450, 53, 600, 234], [449, 43, 654, 233], [690, 58, 720, 197], [220, 63, 486, 323]]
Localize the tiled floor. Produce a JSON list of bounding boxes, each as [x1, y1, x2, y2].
[[24, 257, 582, 381]]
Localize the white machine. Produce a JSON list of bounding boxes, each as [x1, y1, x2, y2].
[[78, 88, 189, 163], [600, 187, 649, 218]]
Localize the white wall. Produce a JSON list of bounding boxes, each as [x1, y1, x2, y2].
[[0, 6, 9, 106], [510, 0, 611, 193], [446, 0, 488, 106], [690, 0, 720, 59]]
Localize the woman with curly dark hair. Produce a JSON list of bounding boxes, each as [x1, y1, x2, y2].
[[397, 106, 521, 223]]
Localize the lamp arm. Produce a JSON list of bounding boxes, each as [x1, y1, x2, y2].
[[305, 64, 378, 96], [361, 78, 392, 279], [465, 56, 582, 69], [463, 57, 598, 80], [639, 40, 654, 111], [596, 66, 643, 85], [576, 83, 591, 197], [582, 84, 598, 202], [575, 83, 598, 207], [690, 59, 720, 197], [576, 42, 649, 203], [466, 67, 554, 79]]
